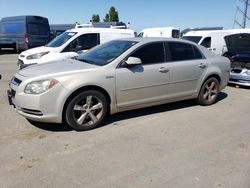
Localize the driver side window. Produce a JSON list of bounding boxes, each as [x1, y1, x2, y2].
[[63, 33, 100, 52], [130, 42, 165, 65], [200, 37, 211, 48]]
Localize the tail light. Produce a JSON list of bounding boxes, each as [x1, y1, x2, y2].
[[24, 34, 29, 45]]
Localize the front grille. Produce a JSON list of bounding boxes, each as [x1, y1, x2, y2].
[[231, 69, 242, 73], [21, 108, 43, 116], [11, 77, 22, 86]]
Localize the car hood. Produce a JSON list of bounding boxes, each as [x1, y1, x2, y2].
[[17, 59, 98, 78], [224, 33, 250, 54], [20, 46, 56, 56]]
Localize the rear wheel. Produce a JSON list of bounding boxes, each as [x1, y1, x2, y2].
[[65, 90, 108, 131], [197, 77, 220, 106]]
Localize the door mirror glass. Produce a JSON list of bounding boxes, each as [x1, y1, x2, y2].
[[125, 57, 142, 65]]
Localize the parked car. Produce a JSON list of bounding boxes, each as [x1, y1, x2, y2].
[[138, 27, 180, 38], [224, 33, 250, 87], [8, 38, 230, 131], [17, 27, 135, 69], [182, 29, 250, 55], [0, 15, 50, 53]]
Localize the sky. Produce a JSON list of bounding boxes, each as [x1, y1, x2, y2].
[[0, 0, 247, 32]]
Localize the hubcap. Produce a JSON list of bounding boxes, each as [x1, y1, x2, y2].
[[73, 95, 103, 126], [203, 81, 218, 102]]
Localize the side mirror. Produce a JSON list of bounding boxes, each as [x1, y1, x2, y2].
[[125, 57, 142, 66]]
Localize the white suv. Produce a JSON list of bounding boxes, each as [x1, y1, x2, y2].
[[18, 27, 135, 69]]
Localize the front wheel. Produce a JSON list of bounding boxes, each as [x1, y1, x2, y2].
[[65, 90, 108, 131], [196, 78, 220, 106]]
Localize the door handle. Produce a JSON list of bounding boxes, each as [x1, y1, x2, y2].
[[198, 63, 206, 68], [158, 67, 169, 73]]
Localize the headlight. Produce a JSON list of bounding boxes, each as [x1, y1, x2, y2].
[[26, 51, 49, 60], [24, 79, 59, 94]]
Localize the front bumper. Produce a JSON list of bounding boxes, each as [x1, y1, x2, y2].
[[229, 68, 250, 87], [8, 80, 67, 123]]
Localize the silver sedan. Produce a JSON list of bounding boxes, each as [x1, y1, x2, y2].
[[8, 38, 230, 131]]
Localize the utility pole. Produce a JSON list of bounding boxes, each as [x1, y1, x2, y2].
[[243, 0, 249, 28], [233, 0, 250, 28]]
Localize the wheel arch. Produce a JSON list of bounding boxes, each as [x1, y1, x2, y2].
[[198, 73, 222, 95], [203, 74, 221, 84], [62, 85, 112, 121]]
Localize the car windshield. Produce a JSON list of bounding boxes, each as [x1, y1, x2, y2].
[[46, 32, 76, 47], [182, 36, 202, 43], [77, 40, 137, 66]]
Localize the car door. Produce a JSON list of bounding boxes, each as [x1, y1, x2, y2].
[[115, 42, 170, 109], [166, 42, 208, 97], [62, 33, 100, 52]]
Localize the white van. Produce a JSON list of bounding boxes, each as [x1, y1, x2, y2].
[[18, 27, 135, 68], [138, 27, 180, 38], [182, 29, 250, 55]]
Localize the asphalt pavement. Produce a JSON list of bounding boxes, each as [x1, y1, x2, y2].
[[0, 53, 250, 188]]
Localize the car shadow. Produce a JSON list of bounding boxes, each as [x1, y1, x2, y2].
[[101, 91, 228, 127], [27, 119, 74, 132], [28, 92, 228, 132]]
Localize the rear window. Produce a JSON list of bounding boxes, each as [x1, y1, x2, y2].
[[0, 22, 25, 34], [182, 36, 202, 43], [168, 42, 203, 61], [27, 23, 49, 35]]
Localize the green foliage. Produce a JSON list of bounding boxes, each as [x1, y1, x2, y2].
[[109, 6, 119, 22], [93, 6, 119, 23], [92, 14, 100, 22], [103, 13, 110, 22]]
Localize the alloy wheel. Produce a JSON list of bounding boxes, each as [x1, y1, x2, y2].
[[73, 95, 103, 126]]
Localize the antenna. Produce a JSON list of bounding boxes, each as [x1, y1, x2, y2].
[[233, 0, 250, 28]]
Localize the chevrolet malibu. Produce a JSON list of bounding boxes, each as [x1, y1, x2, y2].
[[8, 38, 230, 131]]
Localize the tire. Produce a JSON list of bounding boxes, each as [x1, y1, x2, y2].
[[65, 90, 108, 131], [196, 77, 220, 106], [15, 44, 19, 54]]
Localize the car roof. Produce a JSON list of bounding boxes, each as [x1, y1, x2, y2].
[[116, 37, 198, 45], [67, 27, 134, 34]]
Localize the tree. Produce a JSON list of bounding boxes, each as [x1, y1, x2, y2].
[[92, 14, 100, 22], [109, 6, 119, 22], [103, 13, 110, 22]]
